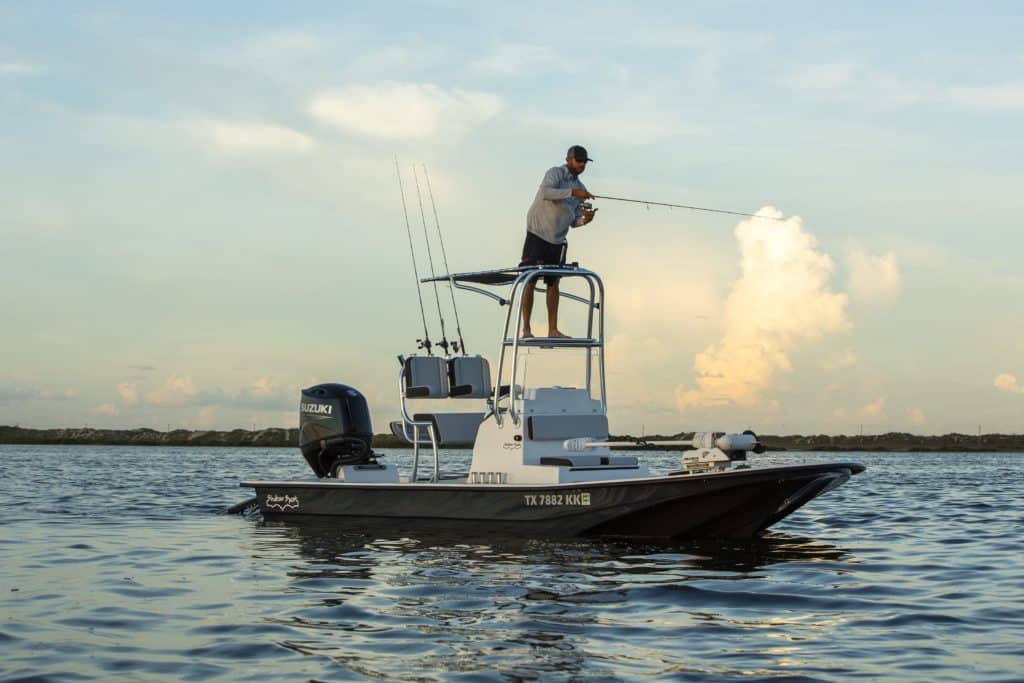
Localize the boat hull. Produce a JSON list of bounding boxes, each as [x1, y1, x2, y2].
[[242, 462, 864, 539]]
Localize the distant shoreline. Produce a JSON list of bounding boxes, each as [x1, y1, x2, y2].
[[2, 425, 1023, 452]]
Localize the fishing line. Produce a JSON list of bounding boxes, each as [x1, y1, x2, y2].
[[591, 194, 784, 221], [412, 165, 450, 356], [422, 164, 467, 355], [394, 156, 433, 354]]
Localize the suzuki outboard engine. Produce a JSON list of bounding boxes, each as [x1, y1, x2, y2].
[[299, 383, 375, 477]]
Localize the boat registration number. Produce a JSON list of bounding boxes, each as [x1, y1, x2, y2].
[[523, 492, 591, 507]]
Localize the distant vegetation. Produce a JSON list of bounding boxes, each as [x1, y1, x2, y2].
[[613, 432, 1024, 452], [1, 425, 1023, 451], [0, 425, 300, 448]]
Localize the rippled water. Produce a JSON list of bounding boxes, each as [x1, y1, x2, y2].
[[1, 445, 1022, 681]]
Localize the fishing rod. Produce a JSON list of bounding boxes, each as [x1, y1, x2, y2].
[[412, 165, 451, 356], [394, 157, 433, 355], [591, 194, 783, 221], [422, 164, 467, 355]]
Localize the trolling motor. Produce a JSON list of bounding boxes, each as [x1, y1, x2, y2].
[[680, 431, 766, 474], [562, 430, 766, 474], [299, 384, 377, 477]]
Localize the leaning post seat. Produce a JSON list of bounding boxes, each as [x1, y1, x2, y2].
[[410, 412, 484, 446], [390, 420, 431, 445], [447, 355, 492, 398], [398, 355, 487, 447], [403, 356, 449, 398]]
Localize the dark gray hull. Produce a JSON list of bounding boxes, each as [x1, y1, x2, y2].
[[241, 462, 864, 539]]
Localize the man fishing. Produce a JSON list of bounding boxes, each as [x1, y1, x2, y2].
[[520, 145, 597, 338]]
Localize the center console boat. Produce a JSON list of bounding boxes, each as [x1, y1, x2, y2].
[[241, 264, 863, 538]]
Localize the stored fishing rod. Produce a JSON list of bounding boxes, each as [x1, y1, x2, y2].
[[422, 164, 467, 356], [394, 157, 433, 355], [591, 194, 783, 221], [412, 165, 450, 356]]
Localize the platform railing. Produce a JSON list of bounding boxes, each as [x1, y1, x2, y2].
[[493, 266, 606, 427]]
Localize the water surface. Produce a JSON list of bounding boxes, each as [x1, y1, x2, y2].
[[1, 446, 1021, 681]]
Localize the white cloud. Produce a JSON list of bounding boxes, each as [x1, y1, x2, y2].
[[516, 109, 697, 146], [308, 83, 503, 139], [35, 388, 77, 400], [137, 374, 294, 412], [609, 23, 768, 90], [888, 237, 950, 270], [675, 207, 849, 410], [145, 376, 199, 407], [93, 403, 119, 417], [907, 407, 925, 426], [780, 67, 932, 109], [249, 376, 276, 397], [194, 120, 315, 155], [117, 382, 139, 406], [197, 406, 217, 428], [347, 46, 432, 76], [858, 396, 887, 418], [786, 62, 857, 91], [599, 252, 722, 427], [824, 350, 858, 369], [847, 246, 901, 303], [782, 61, 1024, 114], [994, 373, 1024, 394], [472, 44, 559, 77], [0, 61, 42, 77], [234, 30, 329, 64], [229, 376, 294, 410], [0, 385, 75, 403], [949, 82, 1024, 112]]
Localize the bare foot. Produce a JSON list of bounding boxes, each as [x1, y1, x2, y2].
[[548, 330, 571, 338], [521, 330, 535, 339]]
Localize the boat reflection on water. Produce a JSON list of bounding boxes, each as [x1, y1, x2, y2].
[[241, 518, 855, 678], [250, 517, 850, 577]]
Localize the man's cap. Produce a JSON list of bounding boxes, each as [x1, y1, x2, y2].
[[567, 145, 593, 162]]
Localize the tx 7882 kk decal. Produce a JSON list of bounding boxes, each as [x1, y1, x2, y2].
[[523, 492, 591, 507]]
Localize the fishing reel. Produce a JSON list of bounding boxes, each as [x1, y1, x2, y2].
[[438, 339, 461, 354], [414, 338, 460, 356]]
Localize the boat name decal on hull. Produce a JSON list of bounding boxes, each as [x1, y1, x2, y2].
[[523, 491, 591, 507], [266, 494, 299, 511]]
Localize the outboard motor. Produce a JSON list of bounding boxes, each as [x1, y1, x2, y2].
[[299, 383, 375, 477]]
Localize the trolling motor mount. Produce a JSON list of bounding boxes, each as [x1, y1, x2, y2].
[[682, 430, 766, 473]]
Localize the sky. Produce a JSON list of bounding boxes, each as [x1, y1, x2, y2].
[[2, 2, 1023, 436]]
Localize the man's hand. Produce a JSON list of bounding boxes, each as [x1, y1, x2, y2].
[[581, 208, 597, 225], [571, 188, 593, 200]]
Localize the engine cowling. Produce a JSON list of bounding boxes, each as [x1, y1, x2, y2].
[[299, 383, 374, 477]]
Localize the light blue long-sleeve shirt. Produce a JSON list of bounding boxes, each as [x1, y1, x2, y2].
[[526, 164, 588, 245]]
